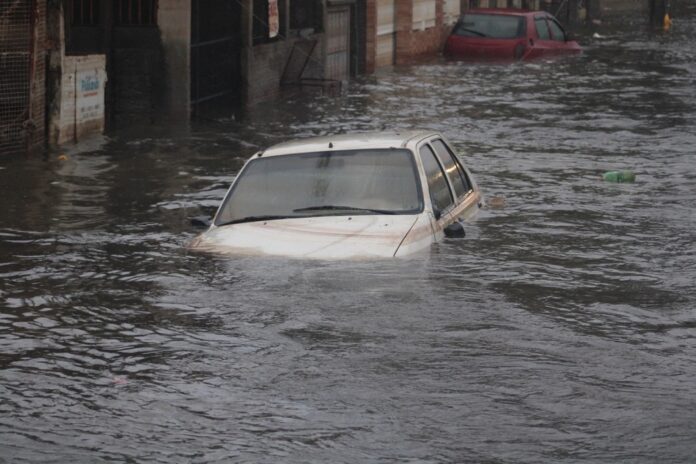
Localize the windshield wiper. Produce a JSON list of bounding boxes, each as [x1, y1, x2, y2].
[[217, 206, 399, 226], [458, 28, 488, 37], [216, 215, 293, 226], [293, 205, 397, 215]]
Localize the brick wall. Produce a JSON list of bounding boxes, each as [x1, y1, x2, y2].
[[362, 0, 456, 71], [395, 0, 450, 65]]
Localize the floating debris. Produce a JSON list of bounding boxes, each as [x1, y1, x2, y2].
[[487, 196, 506, 208], [603, 170, 636, 183]]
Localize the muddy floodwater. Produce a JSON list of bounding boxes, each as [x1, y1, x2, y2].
[[2, 10, 696, 464]]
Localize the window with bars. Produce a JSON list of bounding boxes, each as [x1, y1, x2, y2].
[[114, 0, 158, 26], [66, 0, 100, 26]]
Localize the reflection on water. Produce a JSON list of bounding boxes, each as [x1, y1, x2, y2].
[[2, 10, 696, 463]]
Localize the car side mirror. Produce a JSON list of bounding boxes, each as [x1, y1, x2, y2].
[[433, 208, 442, 220], [444, 221, 466, 238], [190, 216, 212, 228], [565, 32, 575, 42]]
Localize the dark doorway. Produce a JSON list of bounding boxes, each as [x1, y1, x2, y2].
[[191, 0, 243, 117], [110, 0, 163, 125], [63, 0, 163, 127]]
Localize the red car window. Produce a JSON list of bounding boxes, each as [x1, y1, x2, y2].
[[534, 17, 551, 40], [453, 14, 526, 39], [547, 19, 566, 41]]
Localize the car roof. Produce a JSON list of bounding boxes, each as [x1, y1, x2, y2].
[[260, 131, 438, 157], [465, 8, 545, 17]]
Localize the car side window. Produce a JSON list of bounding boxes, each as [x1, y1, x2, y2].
[[547, 19, 566, 42], [431, 140, 470, 199], [535, 18, 550, 40], [419, 144, 454, 214]]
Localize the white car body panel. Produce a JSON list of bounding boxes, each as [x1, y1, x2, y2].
[[191, 214, 421, 259]]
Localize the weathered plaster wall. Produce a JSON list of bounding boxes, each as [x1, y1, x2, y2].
[[158, 0, 191, 120], [246, 35, 326, 105]]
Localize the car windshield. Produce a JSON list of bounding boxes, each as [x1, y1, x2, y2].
[[215, 148, 423, 226], [453, 14, 525, 39]]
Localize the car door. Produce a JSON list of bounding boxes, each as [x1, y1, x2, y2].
[[430, 138, 480, 221], [546, 16, 579, 54], [527, 15, 554, 58], [418, 143, 456, 236], [418, 138, 480, 235]]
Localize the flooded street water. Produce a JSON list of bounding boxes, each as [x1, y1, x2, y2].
[[2, 9, 696, 463]]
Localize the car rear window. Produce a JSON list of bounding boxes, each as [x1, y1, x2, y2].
[[453, 14, 526, 39]]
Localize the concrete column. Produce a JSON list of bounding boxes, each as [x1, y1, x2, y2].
[[586, 0, 601, 20], [46, 0, 65, 147], [394, 0, 413, 65], [650, 0, 666, 25], [240, 0, 253, 107], [436, 0, 445, 46], [158, 0, 191, 120], [436, 0, 444, 28], [365, 0, 377, 73], [567, 0, 579, 24]]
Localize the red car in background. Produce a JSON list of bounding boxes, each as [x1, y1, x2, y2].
[[444, 9, 581, 60]]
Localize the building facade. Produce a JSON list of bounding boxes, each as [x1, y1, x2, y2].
[[363, 0, 464, 72], [1, 0, 658, 154]]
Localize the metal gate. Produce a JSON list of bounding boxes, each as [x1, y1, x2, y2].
[[326, 5, 351, 81], [190, 0, 242, 115], [0, 0, 37, 154]]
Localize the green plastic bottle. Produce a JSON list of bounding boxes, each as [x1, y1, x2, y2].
[[603, 170, 636, 183]]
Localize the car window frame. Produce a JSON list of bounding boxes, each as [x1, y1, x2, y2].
[[547, 17, 567, 42], [429, 138, 474, 201], [418, 142, 455, 215], [534, 16, 551, 40]]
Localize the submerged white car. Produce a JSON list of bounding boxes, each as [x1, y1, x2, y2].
[[190, 131, 482, 259]]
